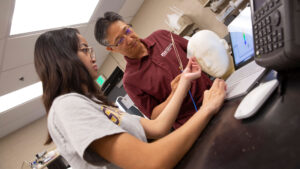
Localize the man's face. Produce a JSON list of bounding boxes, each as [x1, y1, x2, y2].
[[105, 21, 144, 58]]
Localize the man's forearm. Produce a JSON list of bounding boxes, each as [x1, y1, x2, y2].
[[151, 92, 174, 119]]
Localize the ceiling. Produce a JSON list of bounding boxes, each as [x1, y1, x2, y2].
[[0, 0, 144, 138]]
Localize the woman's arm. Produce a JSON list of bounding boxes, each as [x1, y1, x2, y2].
[[90, 79, 226, 169], [141, 57, 202, 139]]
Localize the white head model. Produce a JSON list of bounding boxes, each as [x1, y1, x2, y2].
[[187, 30, 230, 78]]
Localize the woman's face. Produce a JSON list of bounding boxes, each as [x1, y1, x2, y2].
[[77, 34, 98, 79]]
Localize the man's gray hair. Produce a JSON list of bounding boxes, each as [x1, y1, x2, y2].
[[94, 11, 124, 46]]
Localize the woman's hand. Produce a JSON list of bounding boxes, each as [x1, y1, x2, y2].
[[181, 57, 202, 82], [200, 78, 226, 115]]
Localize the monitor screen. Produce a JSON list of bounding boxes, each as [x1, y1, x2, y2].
[[228, 7, 254, 67]]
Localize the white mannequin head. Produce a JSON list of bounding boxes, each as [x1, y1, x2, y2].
[[187, 30, 230, 78]]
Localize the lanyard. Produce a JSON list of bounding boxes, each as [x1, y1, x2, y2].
[[170, 32, 184, 71], [170, 32, 198, 112]]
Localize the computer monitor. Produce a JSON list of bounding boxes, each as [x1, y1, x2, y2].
[[228, 6, 254, 69]]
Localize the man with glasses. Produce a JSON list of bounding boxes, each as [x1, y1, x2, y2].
[[94, 12, 212, 129]]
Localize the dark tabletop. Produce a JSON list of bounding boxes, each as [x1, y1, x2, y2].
[[175, 71, 300, 169]]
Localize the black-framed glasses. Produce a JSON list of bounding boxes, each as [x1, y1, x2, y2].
[[107, 25, 132, 47], [80, 47, 95, 60]]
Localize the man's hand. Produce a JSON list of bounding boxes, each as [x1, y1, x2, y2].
[[170, 74, 181, 94]]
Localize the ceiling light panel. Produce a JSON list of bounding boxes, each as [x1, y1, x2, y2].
[[10, 0, 99, 35]]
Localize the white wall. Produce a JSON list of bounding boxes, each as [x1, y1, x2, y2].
[[0, 116, 55, 169]]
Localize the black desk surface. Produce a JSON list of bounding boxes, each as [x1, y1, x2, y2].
[[175, 71, 300, 169]]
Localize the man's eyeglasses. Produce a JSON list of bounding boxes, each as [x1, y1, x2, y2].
[[80, 47, 95, 60], [107, 25, 132, 47]]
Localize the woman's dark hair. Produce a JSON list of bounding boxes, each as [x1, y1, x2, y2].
[[94, 11, 124, 46], [34, 28, 114, 144]]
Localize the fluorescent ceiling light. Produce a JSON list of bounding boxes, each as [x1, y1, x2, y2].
[[10, 0, 99, 35], [0, 82, 42, 113]]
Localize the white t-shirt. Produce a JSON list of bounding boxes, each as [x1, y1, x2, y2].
[[47, 93, 147, 169]]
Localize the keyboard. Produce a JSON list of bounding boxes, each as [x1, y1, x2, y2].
[[226, 61, 266, 100]]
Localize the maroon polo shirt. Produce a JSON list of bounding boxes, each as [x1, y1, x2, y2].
[[123, 30, 212, 129]]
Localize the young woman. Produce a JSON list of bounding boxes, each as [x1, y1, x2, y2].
[[34, 28, 226, 169]]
